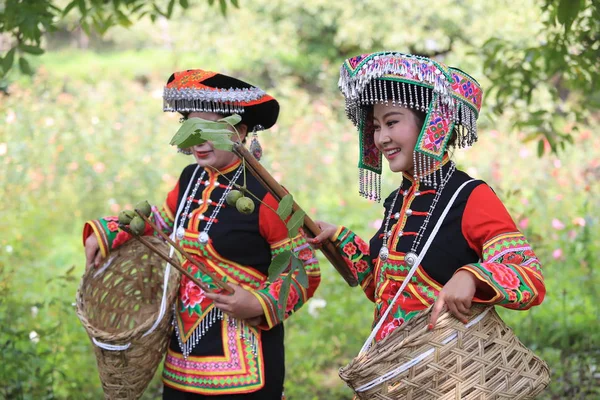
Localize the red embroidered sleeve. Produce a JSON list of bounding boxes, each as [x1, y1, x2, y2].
[[331, 226, 376, 302], [251, 193, 321, 330], [458, 184, 546, 310], [82, 181, 180, 257]]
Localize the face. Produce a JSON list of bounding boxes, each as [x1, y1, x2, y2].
[[372, 103, 421, 174], [186, 111, 248, 170]]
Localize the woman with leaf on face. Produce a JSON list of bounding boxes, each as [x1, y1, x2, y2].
[[82, 70, 321, 400]]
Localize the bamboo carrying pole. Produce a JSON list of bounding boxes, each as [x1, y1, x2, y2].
[[119, 224, 212, 292], [233, 143, 358, 287]]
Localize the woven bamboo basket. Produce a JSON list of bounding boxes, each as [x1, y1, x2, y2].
[[76, 237, 181, 400], [339, 305, 550, 400]]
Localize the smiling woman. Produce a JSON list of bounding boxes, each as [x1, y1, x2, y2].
[[81, 69, 321, 400], [313, 51, 547, 397]]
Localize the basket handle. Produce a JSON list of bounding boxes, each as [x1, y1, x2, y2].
[[358, 179, 476, 356]]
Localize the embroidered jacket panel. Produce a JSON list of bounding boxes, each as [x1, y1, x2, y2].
[[333, 165, 545, 341]]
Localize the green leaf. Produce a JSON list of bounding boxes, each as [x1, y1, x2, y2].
[[268, 250, 292, 281], [177, 133, 207, 149], [63, 0, 78, 16], [77, 0, 87, 17], [19, 45, 44, 55], [18, 57, 33, 75], [170, 118, 217, 145], [286, 210, 305, 237], [219, 0, 228, 15], [179, 0, 189, 8], [219, 114, 242, 126], [230, 0, 240, 8], [537, 139, 545, 157], [277, 194, 294, 220], [3, 48, 16, 74], [557, 0, 581, 33], [277, 273, 293, 320], [208, 0, 215, 5], [211, 141, 234, 151], [167, 0, 176, 18], [292, 256, 308, 288]]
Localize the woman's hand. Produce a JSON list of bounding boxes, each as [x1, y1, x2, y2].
[[429, 269, 478, 329], [84, 234, 103, 271], [308, 220, 338, 248], [204, 284, 265, 321]]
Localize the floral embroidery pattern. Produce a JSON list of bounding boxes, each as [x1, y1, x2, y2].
[[486, 264, 520, 290]]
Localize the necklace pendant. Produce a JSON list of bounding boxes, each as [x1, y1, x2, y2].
[[379, 246, 389, 261], [176, 226, 185, 240], [198, 231, 209, 245], [404, 251, 418, 267]]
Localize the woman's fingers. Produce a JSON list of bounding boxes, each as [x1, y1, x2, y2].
[[428, 297, 446, 329], [446, 299, 469, 323], [94, 250, 103, 268]]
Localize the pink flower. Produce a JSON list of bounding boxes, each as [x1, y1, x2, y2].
[[518, 218, 529, 230], [553, 159, 561, 168], [552, 248, 563, 260], [568, 230, 577, 240], [573, 217, 586, 227], [371, 219, 383, 229], [551, 218, 565, 230]]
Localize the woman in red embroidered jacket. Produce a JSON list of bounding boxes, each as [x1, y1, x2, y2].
[[83, 70, 320, 399], [313, 52, 545, 341]]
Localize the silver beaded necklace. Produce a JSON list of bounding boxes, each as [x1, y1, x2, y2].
[[379, 162, 456, 267], [175, 165, 244, 244]]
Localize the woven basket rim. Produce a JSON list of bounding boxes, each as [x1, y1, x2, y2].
[[339, 304, 550, 399], [76, 238, 180, 343]]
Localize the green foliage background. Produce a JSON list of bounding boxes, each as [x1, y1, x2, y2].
[[1, 0, 599, 399]]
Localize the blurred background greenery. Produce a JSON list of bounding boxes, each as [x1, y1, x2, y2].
[[1, 0, 599, 399]]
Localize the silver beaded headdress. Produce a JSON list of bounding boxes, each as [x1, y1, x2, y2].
[[163, 69, 280, 132], [339, 51, 483, 201]]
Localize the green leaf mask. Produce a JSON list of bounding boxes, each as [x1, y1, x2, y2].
[[170, 115, 242, 151]]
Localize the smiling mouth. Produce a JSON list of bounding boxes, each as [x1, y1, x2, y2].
[[384, 148, 401, 159], [195, 150, 213, 158]]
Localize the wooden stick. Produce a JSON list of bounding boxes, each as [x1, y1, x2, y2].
[[233, 144, 358, 287], [120, 225, 212, 292], [134, 210, 234, 293]]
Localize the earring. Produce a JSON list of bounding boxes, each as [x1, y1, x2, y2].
[[178, 148, 192, 155], [249, 125, 264, 161]]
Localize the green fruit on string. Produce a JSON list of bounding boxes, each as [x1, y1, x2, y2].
[[129, 216, 146, 235], [118, 209, 136, 225], [226, 190, 243, 207], [235, 197, 255, 215], [135, 200, 152, 217]]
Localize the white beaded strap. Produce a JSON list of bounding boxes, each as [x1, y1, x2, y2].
[[142, 166, 200, 338], [93, 166, 201, 350], [358, 179, 475, 356]]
